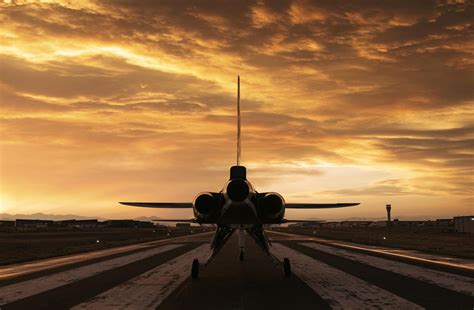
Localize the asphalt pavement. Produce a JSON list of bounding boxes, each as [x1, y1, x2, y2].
[[0, 230, 472, 309]]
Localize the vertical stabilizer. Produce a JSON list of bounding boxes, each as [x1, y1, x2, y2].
[[237, 75, 241, 166], [230, 76, 245, 179]]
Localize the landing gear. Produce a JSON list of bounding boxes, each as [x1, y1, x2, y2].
[[283, 258, 291, 278], [238, 228, 245, 262], [191, 259, 200, 279]]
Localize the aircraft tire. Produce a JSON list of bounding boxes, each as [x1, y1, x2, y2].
[[283, 258, 291, 278], [191, 259, 200, 279]]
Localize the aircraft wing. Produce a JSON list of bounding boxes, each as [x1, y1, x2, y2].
[[285, 203, 359, 209], [119, 202, 193, 208]]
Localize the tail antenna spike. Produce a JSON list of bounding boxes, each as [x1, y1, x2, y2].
[[237, 75, 241, 166]]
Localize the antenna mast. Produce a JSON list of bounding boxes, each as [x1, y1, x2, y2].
[[237, 75, 241, 166]]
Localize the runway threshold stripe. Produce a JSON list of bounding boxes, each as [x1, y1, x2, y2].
[[0, 232, 213, 285], [268, 231, 474, 275], [0, 244, 165, 282], [283, 242, 474, 309], [0, 244, 183, 306], [72, 244, 211, 309], [271, 243, 422, 310], [300, 242, 474, 297], [1, 244, 204, 310]]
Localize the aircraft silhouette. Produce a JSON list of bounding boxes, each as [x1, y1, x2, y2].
[[120, 76, 359, 278]]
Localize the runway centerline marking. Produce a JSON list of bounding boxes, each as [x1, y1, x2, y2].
[[271, 243, 422, 310]]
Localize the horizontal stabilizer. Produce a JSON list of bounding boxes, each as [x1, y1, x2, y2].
[[152, 218, 196, 222], [281, 219, 325, 223], [285, 203, 359, 209], [119, 202, 193, 208]]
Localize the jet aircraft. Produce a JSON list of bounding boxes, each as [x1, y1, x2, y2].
[[120, 77, 359, 278]]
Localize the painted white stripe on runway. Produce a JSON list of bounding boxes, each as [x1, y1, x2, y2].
[[72, 244, 211, 309], [271, 243, 422, 310], [300, 242, 474, 297], [268, 230, 474, 271], [0, 232, 213, 281], [0, 244, 183, 306]]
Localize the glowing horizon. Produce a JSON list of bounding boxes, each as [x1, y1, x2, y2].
[[0, 0, 472, 220]]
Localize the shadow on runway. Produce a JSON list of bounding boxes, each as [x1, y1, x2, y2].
[[158, 233, 329, 310]]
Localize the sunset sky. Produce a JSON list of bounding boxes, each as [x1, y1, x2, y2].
[[1, 0, 473, 220]]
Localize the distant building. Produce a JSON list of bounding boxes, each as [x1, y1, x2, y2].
[[176, 223, 191, 228], [370, 221, 388, 227], [0, 220, 15, 227], [288, 223, 300, 228], [341, 221, 372, 228], [393, 221, 425, 227], [56, 219, 98, 228], [301, 222, 323, 228], [105, 220, 153, 228], [134, 221, 154, 228], [434, 219, 453, 227], [105, 220, 136, 228], [154, 224, 169, 231], [15, 219, 54, 228], [320, 222, 342, 228], [454, 216, 474, 234], [288, 222, 322, 229]]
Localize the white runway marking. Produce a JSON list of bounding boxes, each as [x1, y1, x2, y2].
[[72, 244, 211, 309], [300, 242, 474, 297], [271, 243, 422, 310], [269, 230, 474, 271], [0, 232, 212, 281], [0, 244, 183, 306]]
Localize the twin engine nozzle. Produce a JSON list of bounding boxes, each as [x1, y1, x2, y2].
[[224, 179, 252, 202], [193, 192, 218, 219], [258, 192, 285, 220], [192, 179, 253, 221], [193, 179, 285, 223]]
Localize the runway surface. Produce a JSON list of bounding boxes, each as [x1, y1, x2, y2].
[[0, 231, 473, 309]]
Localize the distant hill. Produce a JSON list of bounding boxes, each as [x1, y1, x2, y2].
[[0, 213, 162, 222], [0, 213, 106, 221]]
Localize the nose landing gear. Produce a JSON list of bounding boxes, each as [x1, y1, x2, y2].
[[283, 258, 291, 278], [191, 259, 200, 279], [238, 228, 245, 262]]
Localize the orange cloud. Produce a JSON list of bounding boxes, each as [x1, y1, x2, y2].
[[1, 0, 472, 219]]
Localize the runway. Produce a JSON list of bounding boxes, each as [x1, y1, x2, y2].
[[0, 231, 473, 309]]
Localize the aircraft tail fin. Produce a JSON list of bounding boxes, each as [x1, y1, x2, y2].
[[237, 75, 241, 166]]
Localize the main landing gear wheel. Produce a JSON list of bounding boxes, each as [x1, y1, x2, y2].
[[283, 258, 291, 278], [239, 251, 244, 261], [191, 259, 200, 279]]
